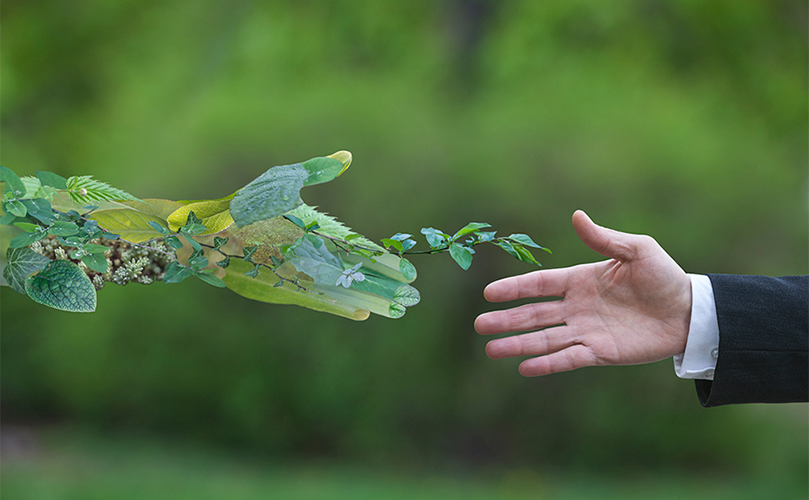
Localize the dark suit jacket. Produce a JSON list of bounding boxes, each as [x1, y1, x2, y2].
[[694, 274, 808, 407]]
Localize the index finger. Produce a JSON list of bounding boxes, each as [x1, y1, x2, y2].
[[483, 268, 571, 302]]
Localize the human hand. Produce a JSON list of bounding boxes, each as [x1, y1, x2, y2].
[[474, 210, 692, 376]]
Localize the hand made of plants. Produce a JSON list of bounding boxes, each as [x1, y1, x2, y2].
[[0, 153, 549, 320]]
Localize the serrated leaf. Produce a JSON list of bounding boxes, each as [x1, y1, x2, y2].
[[36, 171, 68, 189], [216, 256, 231, 268], [0, 166, 26, 199], [88, 208, 169, 243], [230, 152, 350, 228], [20, 177, 58, 201], [449, 243, 473, 270], [24, 260, 96, 312], [81, 253, 109, 273], [451, 222, 491, 242], [66, 175, 140, 204], [3, 247, 51, 294], [399, 258, 417, 281]]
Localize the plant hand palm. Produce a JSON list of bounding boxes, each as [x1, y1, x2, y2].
[[474, 211, 692, 376]]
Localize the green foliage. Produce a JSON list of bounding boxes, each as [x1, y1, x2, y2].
[[24, 259, 97, 312], [65, 175, 141, 204], [230, 152, 350, 228], [1, 158, 546, 318], [3, 247, 51, 294]]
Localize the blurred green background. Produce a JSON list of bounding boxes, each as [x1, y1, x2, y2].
[[2, 0, 807, 498]]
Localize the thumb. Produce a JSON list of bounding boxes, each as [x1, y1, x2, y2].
[[572, 210, 641, 262]]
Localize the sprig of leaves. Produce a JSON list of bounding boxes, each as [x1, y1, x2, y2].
[[380, 222, 550, 270]]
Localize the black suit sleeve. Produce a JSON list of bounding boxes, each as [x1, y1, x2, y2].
[[694, 274, 808, 407]]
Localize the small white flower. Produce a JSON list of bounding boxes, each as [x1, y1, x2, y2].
[[336, 263, 365, 288]]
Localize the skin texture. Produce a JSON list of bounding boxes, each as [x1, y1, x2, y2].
[[475, 210, 692, 376]]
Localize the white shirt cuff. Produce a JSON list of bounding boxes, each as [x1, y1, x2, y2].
[[673, 274, 720, 380]]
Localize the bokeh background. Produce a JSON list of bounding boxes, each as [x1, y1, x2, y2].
[[1, 1, 807, 498]]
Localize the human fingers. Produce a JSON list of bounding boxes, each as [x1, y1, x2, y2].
[[517, 344, 597, 376], [482, 267, 571, 303], [572, 210, 646, 263], [484, 325, 574, 359], [474, 300, 565, 335]]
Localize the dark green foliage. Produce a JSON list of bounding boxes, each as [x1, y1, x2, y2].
[[24, 260, 96, 312]]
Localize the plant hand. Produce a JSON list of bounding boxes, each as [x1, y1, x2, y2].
[[474, 210, 692, 376]]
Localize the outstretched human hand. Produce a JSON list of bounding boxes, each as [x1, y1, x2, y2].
[[474, 210, 692, 376]]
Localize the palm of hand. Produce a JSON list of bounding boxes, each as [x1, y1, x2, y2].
[[475, 213, 692, 376]]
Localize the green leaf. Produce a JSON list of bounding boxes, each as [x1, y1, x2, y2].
[[399, 258, 417, 281], [493, 240, 518, 259], [511, 242, 542, 266], [476, 231, 497, 243], [381, 238, 404, 252], [421, 227, 448, 249], [300, 156, 348, 186], [36, 171, 68, 190], [0, 166, 26, 199], [81, 253, 109, 273], [148, 221, 170, 235], [505, 233, 549, 251], [182, 234, 202, 252], [24, 260, 97, 312], [162, 262, 193, 283], [88, 208, 169, 243], [448, 243, 473, 270], [22, 198, 56, 224], [284, 236, 344, 285], [14, 222, 41, 233], [65, 175, 141, 204], [284, 214, 306, 230], [48, 221, 80, 237], [451, 222, 491, 242], [213, 236, 228, 251], [195, 270, 227, 288], [9, 229, 48, 248], [222, 258, 369, 321], [82, 244, 109, 254], [3, 247, 51, 294], [5, 200, 27, 217], [216, 256, 231, 268], [244, 264, 261, 278], [242, 245, 258, 263], [392, 284, 421, 307], [167, 195, 234, 234], [166, 236, 183, 249], [188, 255, 209, 271], [230, 152, 351, 228], [20, 177, 58, 201]]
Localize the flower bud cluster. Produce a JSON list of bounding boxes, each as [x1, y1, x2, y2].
[[30, 236, 176, 290]]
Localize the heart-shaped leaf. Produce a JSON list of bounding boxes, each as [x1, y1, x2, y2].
[[25, 260, 97, 312]]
